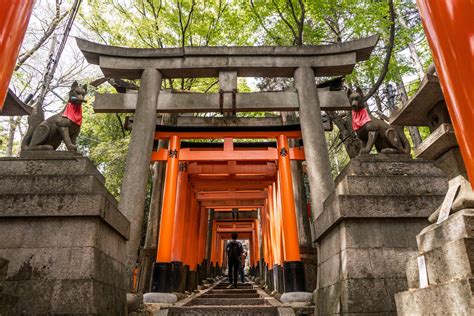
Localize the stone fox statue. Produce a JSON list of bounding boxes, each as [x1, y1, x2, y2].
[[21, 81, 87, 152], [348, 87, 410, 155]]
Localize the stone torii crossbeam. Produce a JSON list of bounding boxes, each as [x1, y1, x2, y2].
[[76, 35, 378, 294]]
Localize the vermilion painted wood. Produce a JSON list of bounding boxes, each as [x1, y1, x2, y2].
[[0, 0, 34, 108], [196, 191, 267, 201], [277, 135, 301, 262], [151, 147, 305, 161], [187, 162, 276, 175], [156, 136, 181, 263], [417, 0, 474, 182], [170, 167, 189, 262]]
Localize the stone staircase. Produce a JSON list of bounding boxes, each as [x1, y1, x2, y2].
[[162, 281, 294, 316]]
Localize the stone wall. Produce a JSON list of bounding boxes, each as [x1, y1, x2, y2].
[[313, 155, 448, 315], [0, 155, 130, 315]]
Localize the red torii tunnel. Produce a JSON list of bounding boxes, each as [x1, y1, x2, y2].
[[148, 124, 307, 293]]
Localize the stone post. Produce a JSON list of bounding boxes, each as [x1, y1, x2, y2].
[[119, 68, 162, 282], [294, 67, 334, 220], [138, 160, 165, 293]]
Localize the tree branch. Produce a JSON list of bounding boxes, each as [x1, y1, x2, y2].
[[363, 0, 396, 101]]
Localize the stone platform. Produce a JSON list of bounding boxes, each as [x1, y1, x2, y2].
[[313, 155, 448, 315], [0, 154, 130, 315], [395, 209, 474, 315]]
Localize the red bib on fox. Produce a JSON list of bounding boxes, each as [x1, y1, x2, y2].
[[62, 102, 82, 126]]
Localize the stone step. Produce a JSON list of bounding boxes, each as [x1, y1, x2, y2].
[[0, 157, 105, 184], [337, 156, 444, 179], [336, 175, 448, 196], [216, 282, 253, 286], [187, 298, 266, 306], [208, 289, 257, 294], [417, 209, 474, 252], [213, 286, 254, 290], [395, 278, 474, 315], [167, 306, 278, 316], [201, 293, 261, 298], [406, 237, 474, 289]]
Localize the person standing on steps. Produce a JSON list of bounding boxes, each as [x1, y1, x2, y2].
[[226, 233, 243, 288]]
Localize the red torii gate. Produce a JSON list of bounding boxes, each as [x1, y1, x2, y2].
[[151, 125, 305, 293]]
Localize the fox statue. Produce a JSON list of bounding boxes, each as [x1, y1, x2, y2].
[[21, 81, 87, 153]]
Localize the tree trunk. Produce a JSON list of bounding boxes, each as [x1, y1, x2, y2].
[[397, 13, 425, 80], [6, 116, 21, 156]]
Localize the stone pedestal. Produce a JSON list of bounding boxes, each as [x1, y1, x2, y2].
[[0, 155, 130, 315], [314, 155, 447, 315], [395, 209, 474, 314]]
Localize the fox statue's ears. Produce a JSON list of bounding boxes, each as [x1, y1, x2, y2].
[[71, 81, 87, 93]]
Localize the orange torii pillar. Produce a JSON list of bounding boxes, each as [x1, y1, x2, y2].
[[261, 205, 269, 267], [277, 134, 307, 293], [263, 205, 274, 268], [0, 0, 35, 108], [183, 190, 199, 292], [169, 162, 189, 292], [417, 0, 474, 183], [196, 206, 209, 281], [150, 135, 181, 293]]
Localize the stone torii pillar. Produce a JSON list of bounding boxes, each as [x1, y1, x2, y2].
[[119, 68, 162, 284], [294, 67, 335, 220]]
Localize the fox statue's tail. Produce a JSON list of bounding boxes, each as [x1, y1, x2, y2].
[[21, 105, 45, 151], [394, 125, 411, 155]]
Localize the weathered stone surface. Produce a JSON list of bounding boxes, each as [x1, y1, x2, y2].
[[414, 123, 458, 160], [314, 156, 447, 315], [395, 278, 474, 315], [389, 74, 445, 126], [280, 292, 312, 303], [76, 35, 378, 79], [0, 156, 105, 182], [0, 157, 129, 315], [143, 292, 178, 304], [95, 89, 351, 113], [417, 209, 474, 252], [396, 209, 474, 314]]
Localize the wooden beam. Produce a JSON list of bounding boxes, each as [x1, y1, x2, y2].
[[192, 181, 273, 190], [150, 147, 305, 161], [201, 199, 265, 207], [190, 174, 275, 182], [197, 191, 267, 201], [93, 90, 350, 113], [187, 162, 276, 175]]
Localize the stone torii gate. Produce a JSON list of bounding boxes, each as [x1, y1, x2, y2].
[[77, 36, 378, 295]]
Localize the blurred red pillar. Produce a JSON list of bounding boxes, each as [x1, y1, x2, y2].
[[417, 0, 474, 182], [0, 0, 35, 109]]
